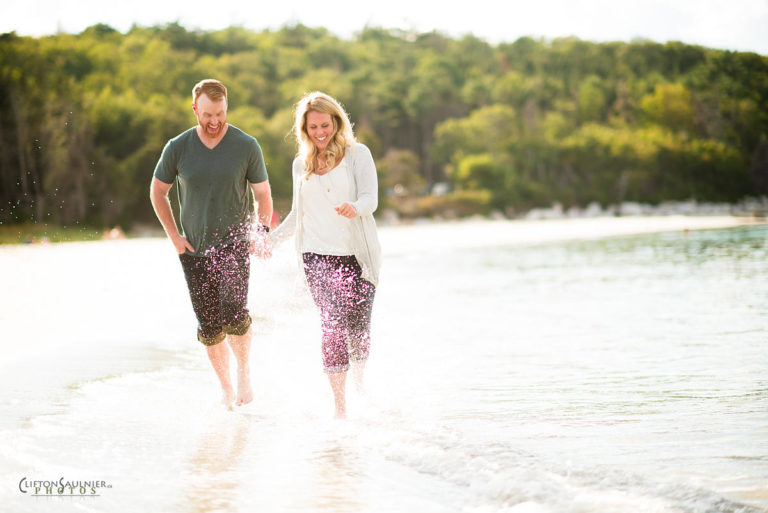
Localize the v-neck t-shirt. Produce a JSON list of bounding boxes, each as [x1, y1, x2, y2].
[[153, 125, 268, 255]]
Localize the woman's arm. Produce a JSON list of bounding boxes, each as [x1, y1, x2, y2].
[[349, 143, 378, 217], [269, 159, 301, 246]]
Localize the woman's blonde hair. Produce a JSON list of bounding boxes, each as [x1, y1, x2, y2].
[[294, 92, 356, 178]]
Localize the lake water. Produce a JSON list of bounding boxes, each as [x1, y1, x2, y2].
[[1, 219, 766, 513]]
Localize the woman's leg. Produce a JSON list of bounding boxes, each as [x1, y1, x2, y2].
[[346, 263, 376, 391], [327, 370, 347, 419], [304, 254, 353, 416]]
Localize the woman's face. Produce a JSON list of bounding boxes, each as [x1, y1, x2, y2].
[[306, 111, 334, 152]]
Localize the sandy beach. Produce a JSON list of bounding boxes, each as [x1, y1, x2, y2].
[[378, 215, 766, 252]]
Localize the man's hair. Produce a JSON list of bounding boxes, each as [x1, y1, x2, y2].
[[192, 79, 227, 105]]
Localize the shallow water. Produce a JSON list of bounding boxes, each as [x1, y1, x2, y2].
[[1, 220, 766, 513]]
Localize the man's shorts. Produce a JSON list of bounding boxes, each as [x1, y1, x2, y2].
[[179, 240, 252, 345]]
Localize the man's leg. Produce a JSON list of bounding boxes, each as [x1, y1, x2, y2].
[[220, 241, 254, 407], [180, 253, 232, 406], [206, 339, 235, 407], [227, 328, 253, 407]]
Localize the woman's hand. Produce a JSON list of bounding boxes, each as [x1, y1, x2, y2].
[[335, 203, 357, 218], [250, 232, 272, 258]]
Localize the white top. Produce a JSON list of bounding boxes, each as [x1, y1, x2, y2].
[[300, 158, 354, 255], [271, 142, 382, 286]]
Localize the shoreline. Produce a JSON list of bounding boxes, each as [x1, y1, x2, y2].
[[1, 214, 765, 248], [376, 215, 767, 253]]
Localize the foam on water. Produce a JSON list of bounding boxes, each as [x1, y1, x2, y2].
[[4, 361, 762, 513]]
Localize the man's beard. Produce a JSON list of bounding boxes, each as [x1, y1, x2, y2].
[[199, 119, 225, 139]]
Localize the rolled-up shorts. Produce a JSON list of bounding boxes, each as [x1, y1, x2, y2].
[[179, 240, 252, 345]]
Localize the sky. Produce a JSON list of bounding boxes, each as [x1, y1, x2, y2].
[[2, 0, 767, 54]]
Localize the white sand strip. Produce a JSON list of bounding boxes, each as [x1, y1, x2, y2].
[[379, 216, 766, 253]]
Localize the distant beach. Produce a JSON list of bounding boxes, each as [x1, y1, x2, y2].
[[377, 214, 766, 255]]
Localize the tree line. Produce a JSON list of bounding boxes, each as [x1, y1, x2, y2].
[[1, 22, 767, 229]]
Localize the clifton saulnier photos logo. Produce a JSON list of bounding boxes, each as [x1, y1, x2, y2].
[[19, 477, 112, 497]]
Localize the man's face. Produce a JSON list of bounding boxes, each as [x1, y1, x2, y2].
[[194, 93, 227, 139]]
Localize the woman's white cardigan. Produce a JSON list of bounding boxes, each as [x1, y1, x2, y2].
[[270, 142, 382, 287]]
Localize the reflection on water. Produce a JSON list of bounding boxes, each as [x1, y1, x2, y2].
[[310, 439, 363, 513], [0, 221, 766, 513], [183, 414, 251, 513]]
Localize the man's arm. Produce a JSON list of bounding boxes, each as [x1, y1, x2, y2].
[[249, 180, 273, 257], [250, 180, 273, 229], [150, 177, 195, 254]]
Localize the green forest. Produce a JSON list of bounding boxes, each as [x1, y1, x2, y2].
[[1, 23, 767, 233]]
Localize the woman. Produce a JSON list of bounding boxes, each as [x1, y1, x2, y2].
[[271, 92, 382, 418]]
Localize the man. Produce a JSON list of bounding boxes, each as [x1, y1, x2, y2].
[[150, 79, 273, 408]]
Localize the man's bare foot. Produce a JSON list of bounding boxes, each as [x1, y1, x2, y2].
[[235, 373, 253, 407], [222, 385, 236, 409]]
